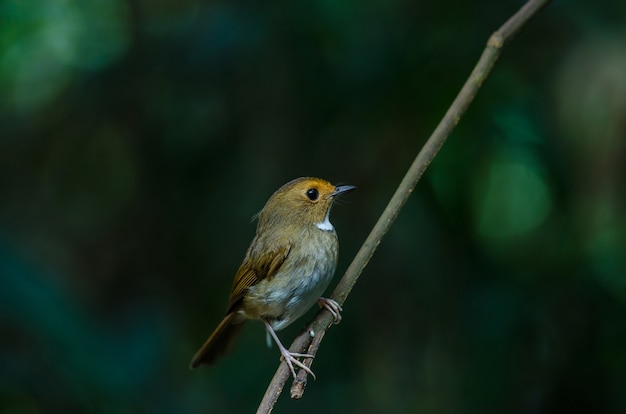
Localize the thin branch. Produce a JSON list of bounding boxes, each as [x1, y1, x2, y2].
[[257, 0, 552, 411]]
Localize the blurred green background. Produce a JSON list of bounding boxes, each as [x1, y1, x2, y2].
[[2, 0, 625, 412]]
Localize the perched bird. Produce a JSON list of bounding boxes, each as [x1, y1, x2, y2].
[[190, 177, 355, 379]]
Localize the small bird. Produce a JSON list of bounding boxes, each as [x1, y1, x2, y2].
[[189, 177, 355, 379]]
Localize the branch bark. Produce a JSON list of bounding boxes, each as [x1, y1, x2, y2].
[[257, 0, 552, 411]]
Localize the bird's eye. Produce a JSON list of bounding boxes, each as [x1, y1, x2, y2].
[[306, 188, 319, 201]]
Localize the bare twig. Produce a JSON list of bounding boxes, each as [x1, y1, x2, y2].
[[257, 0, 552, 411]]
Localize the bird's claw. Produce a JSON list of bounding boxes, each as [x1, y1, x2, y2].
[[317, 297, 343, 324], [280, 351, 316, 380]]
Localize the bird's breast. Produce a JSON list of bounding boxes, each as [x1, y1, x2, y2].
[[243, 229, 338, 330]]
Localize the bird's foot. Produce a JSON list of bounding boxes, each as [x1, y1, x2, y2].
[[317, 297, 343, 324], [264, 319, 316, 379], [279, 349, 316, 380]]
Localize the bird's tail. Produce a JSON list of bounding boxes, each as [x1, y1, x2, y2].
[[189, 312, 246, 369]]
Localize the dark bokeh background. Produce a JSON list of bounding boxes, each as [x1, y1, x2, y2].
[[2, 0, 626, 413]]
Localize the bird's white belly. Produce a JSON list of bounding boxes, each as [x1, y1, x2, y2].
[[244, 248, 336, 331], [267, 262, 334, 331]]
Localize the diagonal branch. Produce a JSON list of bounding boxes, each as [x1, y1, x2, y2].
[[257, 0, 552, 411]]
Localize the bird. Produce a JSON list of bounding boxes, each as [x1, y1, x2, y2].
[[189, 177, 355, 379]]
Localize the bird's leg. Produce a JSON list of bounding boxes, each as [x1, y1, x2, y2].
[[317, 297, 343, 324], [263, 320, 316, 380]]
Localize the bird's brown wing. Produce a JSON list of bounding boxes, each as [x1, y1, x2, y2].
[[226, 244, 291, 312]]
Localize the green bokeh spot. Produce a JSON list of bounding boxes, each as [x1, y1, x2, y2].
[[0, 0, 130, 113], [474, 151, 552, 240]]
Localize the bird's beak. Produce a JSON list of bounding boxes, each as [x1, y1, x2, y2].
[[331, 185, 357, 197]]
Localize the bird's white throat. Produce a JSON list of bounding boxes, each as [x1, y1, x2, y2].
[[315, 215, 334, 231]]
